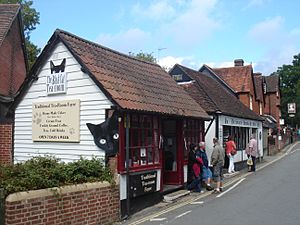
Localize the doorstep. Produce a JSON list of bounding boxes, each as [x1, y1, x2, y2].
[[163, 189, 191, 203]]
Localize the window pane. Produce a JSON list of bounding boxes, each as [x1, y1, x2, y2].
[[154, 147, 159, 164], [148, 147, 153, 164], [131, 114, 139, 128], [130, 129, 139, 147]]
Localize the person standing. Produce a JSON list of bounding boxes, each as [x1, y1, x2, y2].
[[246, 134, 258, 172], [187, 143, 203, 192], [225, 135, 236, 174], [197, 142, 213, 191], [211, 138, 225, 193]]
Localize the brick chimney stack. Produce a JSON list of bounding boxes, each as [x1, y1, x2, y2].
[[234, 59, 244, 67]]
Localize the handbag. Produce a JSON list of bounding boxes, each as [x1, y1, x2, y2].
[[247, 157, 253, 166]]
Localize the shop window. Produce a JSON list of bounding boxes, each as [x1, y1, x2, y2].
[[183, 119, 203, 160], [128, 114, 160, 169], [223, 126, 249, 150]]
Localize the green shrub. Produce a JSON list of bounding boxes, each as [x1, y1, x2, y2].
[[0, 156, 114, 197]]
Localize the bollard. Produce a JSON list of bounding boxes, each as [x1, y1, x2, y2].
[[0, 188, 4, 225]]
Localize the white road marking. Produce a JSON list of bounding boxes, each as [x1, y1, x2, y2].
[[190, 201, 204, 205], [129, 143, 300, 225], [216, 178, 246, 198], [149, 218, 166, 222], [175, 210, 192, 219]]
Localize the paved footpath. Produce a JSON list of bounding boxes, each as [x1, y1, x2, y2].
[[117, 141, 300, 225]]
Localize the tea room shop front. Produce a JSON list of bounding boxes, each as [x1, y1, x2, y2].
[[13, 29, 210, 217]]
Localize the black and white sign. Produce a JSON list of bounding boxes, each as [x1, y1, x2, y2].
[[288, 103, 296, 114], [129, 171, 157, 198], [46, 72, 67, 95]]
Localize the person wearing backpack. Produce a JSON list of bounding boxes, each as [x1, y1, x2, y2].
[[225, 135, 237, 174]]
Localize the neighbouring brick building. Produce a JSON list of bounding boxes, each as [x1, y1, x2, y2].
[[169, 64, 263, 168], [264, 74, 281, 131], [0, 4, 28, 165], [200, 59, 263, 116]]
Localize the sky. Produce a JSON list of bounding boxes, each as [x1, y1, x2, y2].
[[30, 0, 300, 75]]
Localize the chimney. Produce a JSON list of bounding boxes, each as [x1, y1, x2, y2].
[[234, 59, 244, 67]]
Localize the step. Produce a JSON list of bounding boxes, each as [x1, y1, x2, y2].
[[163, 189, 190, 203]]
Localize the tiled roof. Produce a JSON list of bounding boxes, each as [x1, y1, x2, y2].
[[175, 64, 262, 121], [50, 30, 209, 119], [212, 65, 253, 93], [265, 74, 279, 93], [0, 4, 20, 47], [253, 73, 263, 101]]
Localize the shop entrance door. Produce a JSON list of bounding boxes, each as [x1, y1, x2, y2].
[[162, 120, 180, 184]]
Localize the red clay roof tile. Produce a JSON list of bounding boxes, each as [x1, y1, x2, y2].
[[212, 65, 253, 93], [56, 30, 209, 119]]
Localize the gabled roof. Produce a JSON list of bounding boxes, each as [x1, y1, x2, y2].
[[212, 65, 253, 93], [253, 73, 264, 102], [172, 64, 262, 121], [27, 29, 209, 119], [0, 4, 20, 47], [264, 74, 279, 93], [0, 4, 28, 102]]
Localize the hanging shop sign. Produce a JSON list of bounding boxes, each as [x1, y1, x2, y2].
[[129, 171, 157, 198], [287, 103, 296, 114], [32, 99, 80, 142]]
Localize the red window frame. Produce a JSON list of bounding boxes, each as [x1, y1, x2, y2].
[[118, 113, 161, 173], [183, 119, 204, 163]]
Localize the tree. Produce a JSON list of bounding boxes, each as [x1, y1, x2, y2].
[[0, 0, 40, 68], [276, 53, 300, 128], [129, 51, 157, 63]]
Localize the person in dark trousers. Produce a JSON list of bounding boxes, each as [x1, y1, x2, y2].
[[197, 142, 213, 191], [187, 143, 203, 192]]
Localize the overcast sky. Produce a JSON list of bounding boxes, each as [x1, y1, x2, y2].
[[30, 0, 300, 75]]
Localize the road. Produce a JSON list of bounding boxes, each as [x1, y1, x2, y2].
[[128, 142, 300, 225]]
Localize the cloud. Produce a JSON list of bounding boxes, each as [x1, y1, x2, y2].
[[166, 0, 220, 46], [131, 0, 221, 48], [132, 1, 176, 20], [244, 0, 271, 9], [248, 16, 285, 44], [158, 55, 200, 71], [97, 28, 152, 54], [254, 46, 298, 75], [248, 16, 300, 74]]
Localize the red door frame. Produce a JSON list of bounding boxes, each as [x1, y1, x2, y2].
[[161, 119, 184, 185]]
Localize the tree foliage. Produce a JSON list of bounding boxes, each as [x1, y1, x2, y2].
[[0, 0, 40, 68], [129, 51, 157, 63], [276, 53, 300, 127]]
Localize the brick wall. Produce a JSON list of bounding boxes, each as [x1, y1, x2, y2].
[[0, 15, 27, 98], [5, 182, 120, 225], [0, 122, 13, 165]]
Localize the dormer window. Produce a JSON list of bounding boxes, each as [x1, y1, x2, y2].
[[250, 95, 253, 110], [172, 74, 183, 81]]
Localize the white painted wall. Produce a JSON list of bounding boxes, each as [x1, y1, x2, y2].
[[14, 42, 113, 163], [204, 119, 216, 166]]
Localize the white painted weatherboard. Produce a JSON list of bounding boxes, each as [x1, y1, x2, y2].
[[14, 41, 113, 163]]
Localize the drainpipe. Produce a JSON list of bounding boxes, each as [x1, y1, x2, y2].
[[125, 113, 130, 218]]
